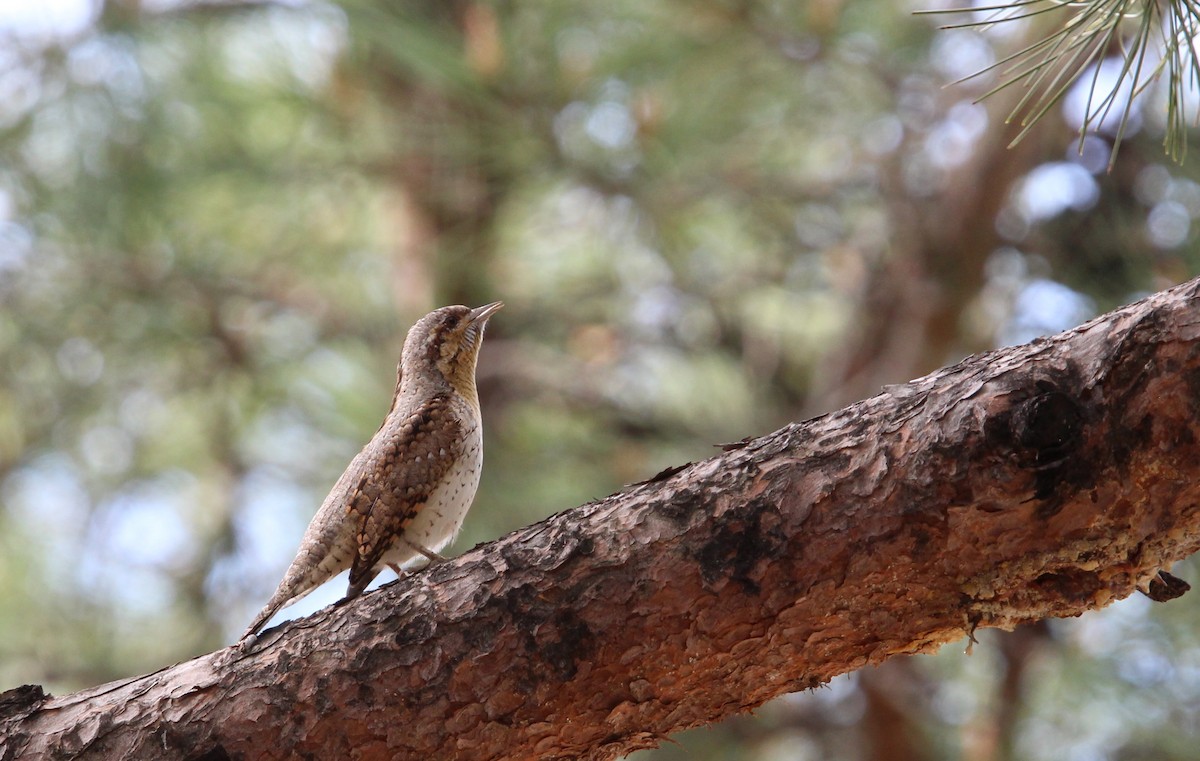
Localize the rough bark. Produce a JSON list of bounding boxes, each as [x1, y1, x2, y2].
[[4, 277, 1200, 761]]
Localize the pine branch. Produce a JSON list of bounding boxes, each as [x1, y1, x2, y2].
[[4, 277, 1200, 760]]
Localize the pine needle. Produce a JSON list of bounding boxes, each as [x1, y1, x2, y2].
[[921, 0, 1200, 168]]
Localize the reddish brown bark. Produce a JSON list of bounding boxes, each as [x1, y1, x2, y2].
[[3, 277, 1200, 761]]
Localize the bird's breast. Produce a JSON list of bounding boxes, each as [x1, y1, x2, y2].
[[392, 422, 484, 561]]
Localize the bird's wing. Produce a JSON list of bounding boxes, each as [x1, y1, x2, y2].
[[346, 392, 464, 594]]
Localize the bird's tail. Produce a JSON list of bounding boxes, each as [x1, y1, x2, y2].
[[239, 557, 334, 641], [238, 487, 359, 642], [241, 586, 293, 641]]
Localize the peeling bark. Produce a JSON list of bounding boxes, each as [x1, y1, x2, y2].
[[4, 278, 1200, 761]]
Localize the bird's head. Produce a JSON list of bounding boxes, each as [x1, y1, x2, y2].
[[398, 301, 503, 405]]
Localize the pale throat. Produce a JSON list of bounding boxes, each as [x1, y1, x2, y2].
[[441, 353, 481, 410]]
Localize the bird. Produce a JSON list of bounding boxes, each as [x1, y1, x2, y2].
[[240, 301, 503, 641]]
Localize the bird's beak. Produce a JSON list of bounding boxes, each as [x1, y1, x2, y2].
[[469, 301, 504, 324]]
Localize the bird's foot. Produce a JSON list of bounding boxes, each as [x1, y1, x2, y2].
[[413, 544, 448, 565]]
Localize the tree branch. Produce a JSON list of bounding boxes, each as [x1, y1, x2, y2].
[[4, 277, 1200, 761]]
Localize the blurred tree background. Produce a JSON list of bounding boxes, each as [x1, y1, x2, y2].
[[1, 0, 1198, 759]]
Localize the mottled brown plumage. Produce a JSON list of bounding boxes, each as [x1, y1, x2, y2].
[[241, 302, 502, 641], [347, 393, 463, 596]]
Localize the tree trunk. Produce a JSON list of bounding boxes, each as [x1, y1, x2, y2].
[[4, 277, 1200, 761]]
